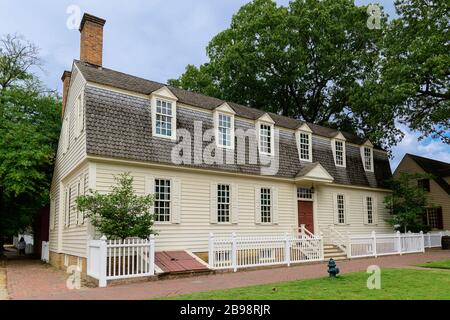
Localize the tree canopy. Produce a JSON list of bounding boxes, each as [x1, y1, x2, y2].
[[76, 173, 155, 240], [169, 0, 449, 149], [0, 34, 61, 254]]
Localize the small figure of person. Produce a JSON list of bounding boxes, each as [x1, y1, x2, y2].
[[18, 237, 26, 255]]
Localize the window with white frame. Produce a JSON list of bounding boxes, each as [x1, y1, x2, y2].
[[334, 140, 345, 166], [217, 184, 231, 223], [218, 113, 232, 147], [154, 179, 171, 222], [260, 188, 272, 223], [259, 124, 272, 155], [364, 147, 373, 171], [299, 132, 311, 161], [297, 188, 313, 200], [337, 194, 345, 224], [366, 196, 373, 224], [155, 99, 173, 137]]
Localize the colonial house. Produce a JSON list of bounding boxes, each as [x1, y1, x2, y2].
[[48, 14, 394, 271], [394, 154, 450, 231]]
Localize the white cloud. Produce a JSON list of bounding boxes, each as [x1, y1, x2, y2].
[[391, 124, 450, 171]]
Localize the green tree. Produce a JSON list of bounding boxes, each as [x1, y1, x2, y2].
[[76, 173, 155, 240], [0, 34, 61, 255], [384, 172, 433, 233], [169, 0, 400, 148], [381, 0, 449, 144]]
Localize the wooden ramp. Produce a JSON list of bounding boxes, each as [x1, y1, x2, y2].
[[155, 251, 209, 274]]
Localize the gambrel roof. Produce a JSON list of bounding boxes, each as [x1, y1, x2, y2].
[[76, 60, 392, 188]]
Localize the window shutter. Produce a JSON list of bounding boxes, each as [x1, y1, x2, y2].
[[75, 181, 80, 225], [210, 182, 218, 224], [344, 195, 349, 225], [332, 193, 339, 224], [231, 183, 239, 224], [372, 195, 378, 225], [272, 187, 279, 224], [171, 178, 181, 224], [145, 176, 155, 214], [437, 207, 444, 230], [255, 187, 261, 224]]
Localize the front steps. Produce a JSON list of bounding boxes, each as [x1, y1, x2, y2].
[[323, 244, 348, 261]]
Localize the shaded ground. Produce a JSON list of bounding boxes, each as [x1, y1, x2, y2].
[[4, 250, 450, 300]]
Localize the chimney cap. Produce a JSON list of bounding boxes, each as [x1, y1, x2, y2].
[[79, 13, 106, 32], [61, 70, 72, 82]]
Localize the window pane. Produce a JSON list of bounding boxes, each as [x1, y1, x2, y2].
[[335, 141, 344, 166], [261, 188, 272, 223], [218, 114, 232, 147], [217, 184, 230, 223], [366, 196, 373, 224], [297, 188, 312, 199], [155, 99, 173, 137], [299, 133, 310, 160], [260, 124, 272, 154], [364, 147, 372, 170], [154, 179, 171, 222], [337, 194, 345, 224]]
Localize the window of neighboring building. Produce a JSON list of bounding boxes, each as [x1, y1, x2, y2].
[[217, 184, 231, 223], [218, 113, 232, 148], [154, 179, 171, 222], [363, 147, 373, 171], [297, 188, 313, 200], [334, 140, 345, 167], [337, 194, 345, 224], [259, 124, 273, 155], [260, 188, 272, 223], [366, 196, 373, 224], [418, 179, 430, 192], [155, 99, 173, 138], [299, 132, 311, 161], [425, 207, 443, 229]]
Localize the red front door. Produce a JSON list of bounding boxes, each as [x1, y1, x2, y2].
[[298, 201, 314, 233]]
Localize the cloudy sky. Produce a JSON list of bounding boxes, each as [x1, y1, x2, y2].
[[1, 0, 448, 170]]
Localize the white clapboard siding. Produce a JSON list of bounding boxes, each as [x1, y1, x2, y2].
[[49, 64, 89, 256]]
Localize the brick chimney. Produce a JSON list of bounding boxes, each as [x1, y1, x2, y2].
[[61, 70, 72, 118], [79, 13, 106, 66]]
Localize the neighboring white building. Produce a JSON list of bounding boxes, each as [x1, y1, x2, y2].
[[48, 14, 394, 272]]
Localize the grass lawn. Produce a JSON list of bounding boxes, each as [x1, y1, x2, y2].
[[163, 268, 450, 300], [418, 259, 450, 270]]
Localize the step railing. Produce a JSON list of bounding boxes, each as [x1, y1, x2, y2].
[[208, 232, 323, 272], [321, 225, 349, 257]]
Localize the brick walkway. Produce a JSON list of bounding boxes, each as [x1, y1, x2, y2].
[[6, 250, 450, 300]]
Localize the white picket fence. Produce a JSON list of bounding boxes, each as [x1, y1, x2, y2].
[[348, 231, 425, 258], [41, 241, 49, 262], [424, 231, 450, 248], [208, 233, 323, 272], [87, 235, 155, 287]]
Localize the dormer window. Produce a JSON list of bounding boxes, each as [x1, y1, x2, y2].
[[332, 134, 346, 167], [296, 124, 312, 162], [255, 114, 275, 156], [151, 87, 178, 140], [155, 99, 173, 137], [259, 124, 273, 155], [214, 103, 235, 149], [363, 146, 373, 171], [335, 140, 344, 166], [361, 141, 374, 172]]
